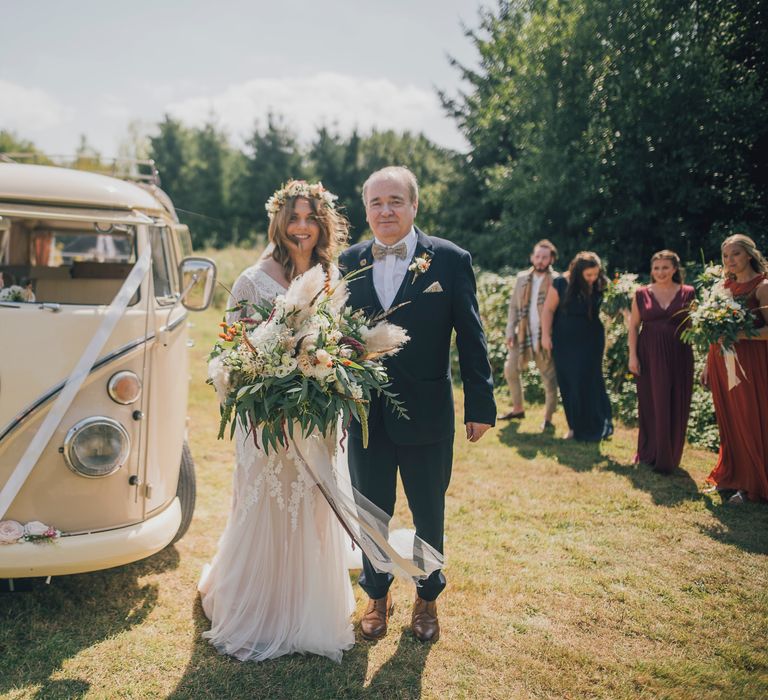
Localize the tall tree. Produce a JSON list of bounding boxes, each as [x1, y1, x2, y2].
[[233, 114, 305, 238], [308, 126, 366, 241], [0, 131, 48, 160], [149, 115, 192, 206], [186, 121, 229, 247], [442, 0, 768, 271]]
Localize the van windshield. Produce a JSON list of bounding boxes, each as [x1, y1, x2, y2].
[[0, 217, 138, 306]]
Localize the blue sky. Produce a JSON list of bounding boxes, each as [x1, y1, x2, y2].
[[1, 0, 489, 156]]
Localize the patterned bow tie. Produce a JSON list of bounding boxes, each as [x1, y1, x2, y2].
[[372, 241, 408, 260]]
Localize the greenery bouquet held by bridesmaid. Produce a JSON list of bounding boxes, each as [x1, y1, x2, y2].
[[696, 234, 768, 504]]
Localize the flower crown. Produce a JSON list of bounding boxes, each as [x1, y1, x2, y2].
[[265, 180, 338, 220]]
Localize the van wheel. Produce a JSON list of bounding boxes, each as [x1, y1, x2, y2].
[[171, 441, 196, 544]]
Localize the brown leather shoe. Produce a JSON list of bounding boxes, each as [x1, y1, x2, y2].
[[411, 596, 440, 642], [360, 592, 394, 640]]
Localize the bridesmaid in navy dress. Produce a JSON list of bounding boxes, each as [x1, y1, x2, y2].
[[542, 252, 613, 441], [627, 250, 695, 473]]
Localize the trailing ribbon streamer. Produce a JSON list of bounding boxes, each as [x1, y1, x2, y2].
[[0, 245, 152, 520], [722, 348, 745, 391], [289, 429, 443, 582]]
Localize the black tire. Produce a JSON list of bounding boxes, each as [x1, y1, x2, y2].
[[171, 441, 196, 544]]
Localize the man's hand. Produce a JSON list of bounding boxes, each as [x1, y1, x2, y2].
[[506, 337, 516, 349], [465, 422, 492, 442]]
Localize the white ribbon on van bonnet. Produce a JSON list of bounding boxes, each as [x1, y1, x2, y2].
[[0, 245, 152, 520]]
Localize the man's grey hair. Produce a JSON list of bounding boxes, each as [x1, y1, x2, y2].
[[361, 166, 419, 205]]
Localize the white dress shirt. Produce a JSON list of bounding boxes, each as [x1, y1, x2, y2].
[[528, 273, 544, 351], [372, 227, 417, 309]]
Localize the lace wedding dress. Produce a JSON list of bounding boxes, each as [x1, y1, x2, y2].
[[198, 265, 355, 662]]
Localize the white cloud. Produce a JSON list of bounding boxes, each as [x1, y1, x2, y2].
[[0, 80, 72, 133], [164, 72, 467, 151]]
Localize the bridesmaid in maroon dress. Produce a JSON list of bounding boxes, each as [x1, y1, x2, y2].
[[628, 250, 695, 473], [703, 234, 768, 504]]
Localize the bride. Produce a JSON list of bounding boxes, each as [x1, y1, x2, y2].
[[198, 181, 441, 663]]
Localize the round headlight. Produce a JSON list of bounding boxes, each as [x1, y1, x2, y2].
[[108, 371, 142, 404], [63, 417, 130, 478]]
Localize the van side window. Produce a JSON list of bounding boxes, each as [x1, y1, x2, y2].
[[150, 227, 177, 304], [0, 220, 139, 306]]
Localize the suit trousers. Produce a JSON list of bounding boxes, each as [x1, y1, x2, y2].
[[347, 428, 453, 602], [504, 344, 558, 417]]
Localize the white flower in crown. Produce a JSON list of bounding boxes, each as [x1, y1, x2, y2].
[[408, 253, 432, 283], [265, 180, 338, 220]]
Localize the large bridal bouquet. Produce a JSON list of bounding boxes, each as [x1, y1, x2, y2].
[[208, 265, 408, 452]]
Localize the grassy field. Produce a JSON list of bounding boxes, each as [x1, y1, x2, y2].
[[1, 248, 767, 699]]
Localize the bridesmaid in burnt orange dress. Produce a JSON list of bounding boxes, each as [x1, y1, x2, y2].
[[628, 250, 695, 473], [703, 234, 768, 504]]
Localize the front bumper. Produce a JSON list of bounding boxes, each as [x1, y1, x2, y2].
[[0, 497, 181, 578]]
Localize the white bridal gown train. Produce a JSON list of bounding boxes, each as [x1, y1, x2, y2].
[[199, 267, 355, 662], [198, 426, 356, 662]]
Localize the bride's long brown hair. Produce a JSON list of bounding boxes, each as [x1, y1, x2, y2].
[[268, 195, 349, 281]]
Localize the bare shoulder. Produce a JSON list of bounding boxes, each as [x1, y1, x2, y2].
[[756, 277, 768, 298]]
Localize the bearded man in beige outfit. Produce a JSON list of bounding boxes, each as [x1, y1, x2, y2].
[[499, 239, 559, 431]]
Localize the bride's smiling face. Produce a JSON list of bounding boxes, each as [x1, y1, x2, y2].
[[285, 198, 320, 254]]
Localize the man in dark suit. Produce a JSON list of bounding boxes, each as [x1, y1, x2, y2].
[[339, 166, 496, 643]]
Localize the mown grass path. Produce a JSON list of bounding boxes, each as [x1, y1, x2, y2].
[[1, 303, 767, 699]]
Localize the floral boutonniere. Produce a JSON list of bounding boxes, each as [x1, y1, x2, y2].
[[408, 253, 432, 284]]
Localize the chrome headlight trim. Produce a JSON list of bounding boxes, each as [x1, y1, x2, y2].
[[63, 416, 131, 478], [107, 370, 142, 405]]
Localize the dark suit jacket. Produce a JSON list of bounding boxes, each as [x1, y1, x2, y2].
[[339, 228, 496, 446]]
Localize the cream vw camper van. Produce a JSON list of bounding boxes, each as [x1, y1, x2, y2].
[[0, 161, 215, 579]]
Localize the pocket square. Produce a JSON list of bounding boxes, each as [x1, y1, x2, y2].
[[424, 281, 443, 294]]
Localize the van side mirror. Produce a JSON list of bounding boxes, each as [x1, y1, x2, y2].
[[179, 257, 216, 311]]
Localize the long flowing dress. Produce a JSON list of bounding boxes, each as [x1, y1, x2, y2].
[[634, 285, 695, 473], [706, 274, 768, 501], [551, 276, 612, 441], [198, 266, 355, 663]]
